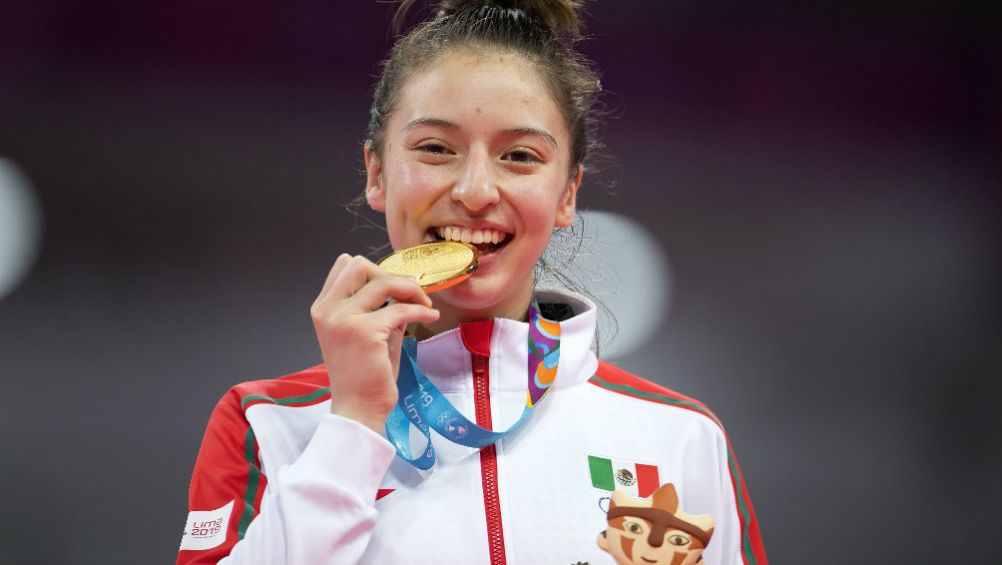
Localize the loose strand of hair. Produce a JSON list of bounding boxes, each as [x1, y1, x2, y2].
[[393, 0, 585, 38]]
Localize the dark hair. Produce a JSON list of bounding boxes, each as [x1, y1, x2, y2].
[[357, 0, 616, 353], [366, 0, 600, 175]]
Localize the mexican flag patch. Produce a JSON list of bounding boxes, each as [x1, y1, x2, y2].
[[588, 454, 661, 498]]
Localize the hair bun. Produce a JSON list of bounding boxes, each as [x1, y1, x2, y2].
[[438, 0, 584, 37]]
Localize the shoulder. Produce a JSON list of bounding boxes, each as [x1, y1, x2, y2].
[[198, 365, 332, 446], [588, 360, 725, 431], [589, 365, 769, 563], [214, 365, 332, 414]]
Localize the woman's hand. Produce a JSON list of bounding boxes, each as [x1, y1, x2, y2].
[[310, 254, 440, 433]]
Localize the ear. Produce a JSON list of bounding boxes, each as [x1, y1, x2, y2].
[[364, 143, 386, 212], [651, 483, 680, 513], [554, 164, 582, 228], [597, 530, 609, 551]]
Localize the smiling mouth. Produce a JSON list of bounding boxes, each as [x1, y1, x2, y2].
[[430, 226, 512, 254]]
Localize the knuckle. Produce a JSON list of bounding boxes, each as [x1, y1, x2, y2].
[[312, 303, 349, 330], [310, 301, 334, 322]]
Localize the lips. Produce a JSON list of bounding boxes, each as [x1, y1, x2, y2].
[[430, 225, 512, 254]]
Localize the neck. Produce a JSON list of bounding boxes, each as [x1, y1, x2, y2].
[[411, 284, 534, 340]]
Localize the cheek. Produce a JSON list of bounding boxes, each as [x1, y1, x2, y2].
[[510, 181, 563, 233], [383, 163, 447, 242], [619, 535, 636, 560]]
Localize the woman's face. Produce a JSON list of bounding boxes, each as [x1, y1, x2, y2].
[[365, 51, 581, 319]]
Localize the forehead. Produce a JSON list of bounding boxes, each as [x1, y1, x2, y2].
[[391, 51, 567, 137]]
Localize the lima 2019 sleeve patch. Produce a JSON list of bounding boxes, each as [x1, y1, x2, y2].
[[179, 500, 234, 551]]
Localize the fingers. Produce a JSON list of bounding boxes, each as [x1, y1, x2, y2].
[[312, 254, 433, 327], [315, 253, 354, 304], [328, 255, 415, 298], [329, 255, 386, 300], [316, 253, 428, 306], [372, 301, 441, 330], [351, 275, 431, 311]]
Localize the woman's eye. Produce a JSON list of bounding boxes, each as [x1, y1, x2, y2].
[[416, 143, 451, 155], [667, 534, 690, 546], [503, 149, 540, 164]]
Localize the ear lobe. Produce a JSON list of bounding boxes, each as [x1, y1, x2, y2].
[[364, 144, 386, 212], [554, 165, 582, 228], [366, 183, 386, 212]]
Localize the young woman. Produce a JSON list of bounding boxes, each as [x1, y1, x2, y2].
[[177, 2, 767, 564]]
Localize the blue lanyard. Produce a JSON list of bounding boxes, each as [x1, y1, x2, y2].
[[385, 305, 562, 469]]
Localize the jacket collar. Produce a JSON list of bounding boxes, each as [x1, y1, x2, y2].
[[414, 289, 598, 393]]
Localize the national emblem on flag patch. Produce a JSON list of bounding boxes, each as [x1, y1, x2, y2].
[[615, 468, 636, 487], [588, 454, 661, 498]]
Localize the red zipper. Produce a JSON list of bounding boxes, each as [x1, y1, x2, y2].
[[472, 352, 507, 565]]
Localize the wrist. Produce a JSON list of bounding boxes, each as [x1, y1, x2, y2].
[[330, 401, 390, 435]]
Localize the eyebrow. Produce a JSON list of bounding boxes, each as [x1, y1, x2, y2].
[[504, 126, 558, 148], [403, 118, 558, 148], [403, 117, 458, 132]]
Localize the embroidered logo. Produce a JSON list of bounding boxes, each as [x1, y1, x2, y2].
[[179, 500, 234, 551], [588, 454, 660, 497], [597, 484, 716, 565]]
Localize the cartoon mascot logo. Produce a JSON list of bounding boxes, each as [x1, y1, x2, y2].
[[597, 483, 714, 565]]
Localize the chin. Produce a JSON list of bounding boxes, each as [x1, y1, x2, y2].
[[434, 273, 532, 320]]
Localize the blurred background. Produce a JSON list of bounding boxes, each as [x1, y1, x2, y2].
[[1, 1, 1000, 563]]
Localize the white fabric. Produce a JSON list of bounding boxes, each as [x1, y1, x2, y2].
[[212, 289, 746, 565]]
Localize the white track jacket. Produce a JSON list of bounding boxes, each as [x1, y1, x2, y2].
[[177, 290, 767, 565]]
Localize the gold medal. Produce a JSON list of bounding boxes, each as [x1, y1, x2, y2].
[[377, 241, 479, 293]]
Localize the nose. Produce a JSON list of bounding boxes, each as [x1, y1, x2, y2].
[[451, 148, 500, 213], [647, 525, 666, 548]]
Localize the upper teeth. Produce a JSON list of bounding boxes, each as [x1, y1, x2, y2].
[[435, 226, 507, 245]]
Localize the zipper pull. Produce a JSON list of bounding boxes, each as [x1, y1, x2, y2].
[[472, 354, 488, 378]]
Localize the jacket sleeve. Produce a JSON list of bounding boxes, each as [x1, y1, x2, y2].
[[705, 421, 768, 565], [176, 388, 396, 565]]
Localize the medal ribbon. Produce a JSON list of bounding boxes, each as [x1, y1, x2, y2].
[[385, 304, 562, 469]]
